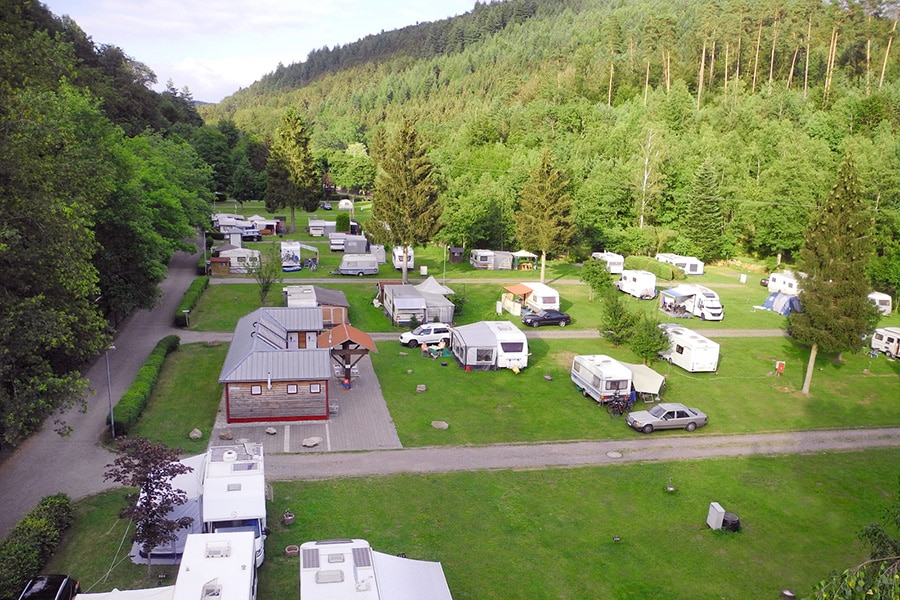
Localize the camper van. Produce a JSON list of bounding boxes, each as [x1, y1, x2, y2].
[[871, 327, 900, 357], [616, 270, 657, 299], [767, 271, 804, 296], [392, 246, 415, 270], [570, 355, 633, 404], [337, 253, 379, 276], [524, 282, 560, 312], [656, 253, 704, 275], [659, 284, 723, 321], [173, 532, 258, 600], [201, 444, 268, 567], [658, 323, 720, 372], [590, 251, 625, 274], [869, 291, 893, 316]]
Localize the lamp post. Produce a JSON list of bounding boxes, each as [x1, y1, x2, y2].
[[105, 345, 116, 438]]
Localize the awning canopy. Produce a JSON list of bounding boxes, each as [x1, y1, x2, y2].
[[622, 363, 666, 395], [512, 249, 537, 258], [660, 286, 695, 300], [503, 283, 533, 296]]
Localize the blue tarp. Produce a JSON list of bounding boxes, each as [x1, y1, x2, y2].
[[762, 292, 802, 315]]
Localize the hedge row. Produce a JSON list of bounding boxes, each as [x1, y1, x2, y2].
[[111, 335, 180, 435], [0, 494, 74, 600], [174, 276, 209, 327], [623, 255, 686, 281]]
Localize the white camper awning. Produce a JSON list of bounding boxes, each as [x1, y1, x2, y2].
[[622, 363, 665, 395], [78, 588, 176, 600], [372, 551, 454, 600]]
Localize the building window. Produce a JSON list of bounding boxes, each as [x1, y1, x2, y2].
[[287, 384, 298, 395], [250, 385, 262, 395], [310, 383, 321, 394]]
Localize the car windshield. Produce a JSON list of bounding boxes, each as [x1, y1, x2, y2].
[[648, 405, 668, 417], [411, 326, 428, 335], [533, 310, 548, 317]]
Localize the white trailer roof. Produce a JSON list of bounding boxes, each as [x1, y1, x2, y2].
[[174, 532, 256, 600], [202, 444, 266, 521]]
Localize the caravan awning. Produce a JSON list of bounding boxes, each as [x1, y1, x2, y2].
[[660, 286, 694, 300], [622, 363, 665, 395], [503, 283, 533, 296]]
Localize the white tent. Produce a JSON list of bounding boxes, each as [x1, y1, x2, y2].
[[414, 275, 455, 296]]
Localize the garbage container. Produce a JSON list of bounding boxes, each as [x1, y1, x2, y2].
[[722, 512, 741, 532]]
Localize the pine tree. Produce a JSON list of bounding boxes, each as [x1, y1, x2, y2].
[[371, 119, 441, 283], [788, 155, 880, 394], [514, 149, 574, 283], [683, 158, 724, 260]]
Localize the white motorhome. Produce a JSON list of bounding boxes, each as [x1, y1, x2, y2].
[[329, 232, 347, 251], [616, 270, 657, 299], [392, 245, 415, 270], [868, 291, 893, 316], [659, 284, 724, 321], [523, 282, 560, 312], [656, 253, 704, 275], [173, 532, 257, 600], [590, 251, 625, 274], [337, 253, 379, 276], [570, 355, 633, 404], [870, 327, 900, 357], [201, 444, 267, 567], [658, 323, 720, 372], [767, 270, 804, 296]]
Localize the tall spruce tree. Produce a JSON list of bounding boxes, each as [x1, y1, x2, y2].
[[683, 158, 724, 260], [371, 119, 441, 284], [788, 155, 880, 394], [265, 109, 320, 232], [514, 149, 574, 283]]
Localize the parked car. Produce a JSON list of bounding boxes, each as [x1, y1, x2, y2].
[[760, 277, 769, 287], [241, 229, 262, 242], [399, 322, 452, 348], [322, 201, 333, 210], [626, 402, 708, 434], [18, 575, 80, 600], [522, 309, 571, 328]]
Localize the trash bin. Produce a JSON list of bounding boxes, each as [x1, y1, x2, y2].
[[722, 512, 741, 532]]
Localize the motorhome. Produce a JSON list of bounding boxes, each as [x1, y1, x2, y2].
[[570, 355, 633, 404], [173, 532, 257, 600], [870, 327, 900, 357], [655, 253, 704, 275], [392, 245, 415, 270], [337, 254, 379, 276], [616, 270, 657, 299], [868, 291, 893, 316], [329, 232, 347, 251], [590, 251, 625, 274], [450, 321, 528, 371], [659, 284, 724, 321], [658, 323, 720, 372], [523, 282, 560, 312], [201, 444, 267, 567], [767, 271, 804, 296]]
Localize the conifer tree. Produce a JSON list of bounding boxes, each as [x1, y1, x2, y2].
[[371, 119, 441, 283], [514, 149, 574, 283], [683, 158, 724, 260], [265, 109, 320, 232], [788, 155, 880, 394]]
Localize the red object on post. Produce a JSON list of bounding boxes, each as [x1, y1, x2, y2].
[[342, 378, 351, 389], [465, 365, 471, 372]]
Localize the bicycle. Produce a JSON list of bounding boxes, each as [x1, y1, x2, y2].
[[605, 394, 634, 418]]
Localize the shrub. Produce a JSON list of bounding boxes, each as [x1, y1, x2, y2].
[[112, 336, 180, 435], [175, 277, 209, 327], [623, 255, 685, 281]]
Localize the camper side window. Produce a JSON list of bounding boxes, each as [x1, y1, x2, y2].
[[605, 380, 629, 391], [476, 349, 493, 362], [675, 345, 685, 355], [500, 342, 524, 352]]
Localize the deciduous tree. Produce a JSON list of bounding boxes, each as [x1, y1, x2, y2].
[[266, 109, 321, 232]]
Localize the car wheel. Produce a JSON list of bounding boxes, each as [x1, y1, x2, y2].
[[531, 321, 540, 328], [641, 424, 654, 434], [406, 339, 419, 349], [581, 388, 590, 398], [685, 422, 697, 432], [559, 320, 567, 327], [886, 351, 895, 359]]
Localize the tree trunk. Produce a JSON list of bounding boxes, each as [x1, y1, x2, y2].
[[539, 251, 547, 284], [752, 20, 762, 92], [801, 342, 818, 395], [768, 17, 779, 84], [804, 15, 812, 99], [880, 15, 898, 89], [724, 42, 729, 91], [644, 59, 650, 106], [697, 38, 707, 109], [290, 205, 296, 234], [607, 61, 614, 107], [787, 44, 799, 90]]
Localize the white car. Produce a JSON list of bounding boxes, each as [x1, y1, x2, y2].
[[399, 323, 452, 348], [626, 402, 708, 434]]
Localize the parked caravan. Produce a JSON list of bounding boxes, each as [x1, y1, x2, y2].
[[590, 251, 625, 274], [659, 284, 723, 320], [523, 282, 561, 312], [329, 232, 347, 251], [201, 443, 267, 567], [383, 285, 427, 326], [343, 234, 369, 254], [658, 323, 720, 372], [570, 355, 633, 404], [869, 291, 893, 316], [450, 321, 528, 371], [871, 327, 900, 357], [392, 245, 415, 270], [767, 270, 804, 295], [173, 532, 257, 600], [616, 270, 657, 299], [337, 253, 379, 276], [656, 253, 704, 275], [469, 249, 514, 270], [307, 219, 335, 237]]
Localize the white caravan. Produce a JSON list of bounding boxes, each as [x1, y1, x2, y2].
[[392, 245, 415, 270], [570, 355, 633, 404], [767, 270, 804, 295], [590, 251, 624, 274], [337, 253, 379, 276], [173, 532, 257, 600], [616, 270, 657, 299], [656, 253, 704, 275], [870, 327, 900, 357], [868, 291, 893, 316], [202, 443, 268, 567], [659, 284, 724, 321], [523, 281, 561, 312], [659, 323, 720, 372]]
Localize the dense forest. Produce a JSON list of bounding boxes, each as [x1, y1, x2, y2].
[[203, 0, 900, 292]]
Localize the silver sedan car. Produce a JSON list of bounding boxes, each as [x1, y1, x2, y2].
[[626, 402, 708, 434]]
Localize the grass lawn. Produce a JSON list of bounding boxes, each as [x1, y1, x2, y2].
[[49, 449, 900, 600]]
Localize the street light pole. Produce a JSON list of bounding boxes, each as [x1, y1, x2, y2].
[[105, 345, 116, 438]]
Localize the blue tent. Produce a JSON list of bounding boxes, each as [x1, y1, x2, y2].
[[762, 292, 802, 315]]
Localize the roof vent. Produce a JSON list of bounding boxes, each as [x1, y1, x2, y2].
[[222, 450, 238, 462]]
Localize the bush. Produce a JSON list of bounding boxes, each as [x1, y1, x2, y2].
[[0, 494, 73, 600], [112, 336, 180, 435], [623, 255, 685, 281], [175, 277, 209, 327]]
